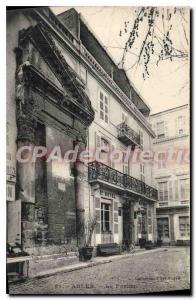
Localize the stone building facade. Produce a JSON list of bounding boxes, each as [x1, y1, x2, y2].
[[150, 104, 190, 245], [7, 7, 158, 267]]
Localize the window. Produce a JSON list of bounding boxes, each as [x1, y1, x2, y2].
[[101, 203, 111, 232], [122, 112, 128, 124], [80, 65, 87, 84], [99, 90, 109, 124], [158, 152, 166, 169], [123, 160, 129, 174], [179, 216, 189, 237], [180, 179, 189, 201], [177, 116, 185, 135], [157, 121, 165, 138], [157, 218, 169, 238], [101, 137, 110, 151], [100, 137, 110, 165], [158, 181, 168, 202], [148, 206, 152, 234], [139, 129, 144, 148], [140, 164, 145, 182]]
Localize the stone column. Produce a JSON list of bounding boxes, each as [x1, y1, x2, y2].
[[16, 116, 36, 251], [74, 140, 87, 247]]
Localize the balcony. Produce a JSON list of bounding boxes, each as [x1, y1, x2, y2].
[[88, 161, 158, 201], [117, 122, 140, 146]]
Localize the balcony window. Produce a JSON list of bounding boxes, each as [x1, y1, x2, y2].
[[158, 181, 168, 202], [179, 216, 189, 237], [140, 164, 145, 183], [99, 90, 109, 124]]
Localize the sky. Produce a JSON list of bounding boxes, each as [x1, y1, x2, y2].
[[51, 6, 189, 114]]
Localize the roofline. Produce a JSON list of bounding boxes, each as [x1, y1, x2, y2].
[[150, 103, 189, 117], [79, 11, 151, 112], [122, 69, 151, 111], [78, 11, 119, 67]]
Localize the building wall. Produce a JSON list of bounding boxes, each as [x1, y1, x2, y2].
[[7, 8, 158, 256], [150, 105, 190, 244]]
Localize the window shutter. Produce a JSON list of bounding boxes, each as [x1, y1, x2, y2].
[[113, 201, 118, 234], [95, 197, 101, 234], [169, 180, 173, 201], [174, 180, 179, 201]]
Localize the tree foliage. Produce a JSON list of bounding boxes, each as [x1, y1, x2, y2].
[[119, 7, 189, 79]]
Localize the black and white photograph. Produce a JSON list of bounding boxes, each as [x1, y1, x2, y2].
[[6, 4, 190, 295]]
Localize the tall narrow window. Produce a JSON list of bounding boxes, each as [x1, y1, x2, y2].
[[80, 65, 87, 85], [158, 181, 168, 202], [179, 216, 189, 237], [158, 152, 166, 169], [101, 203, 111, 232], [180, 178, 189, 201], [140, 164, 145, 182], [99, 90, 109, 124], [176, 115, 186, 135], [122, 112, 128, 124], [100, 137, 110, 166], [123, 155, 129, 175], [157, 121, 165, 138], [139, 129, 144, 148]]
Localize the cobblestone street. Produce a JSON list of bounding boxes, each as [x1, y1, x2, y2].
[[9, 247, 190, 295]]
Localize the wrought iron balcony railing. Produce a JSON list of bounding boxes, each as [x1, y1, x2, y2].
[[117, 122, 140, 146], [88, 161, 158, 201]]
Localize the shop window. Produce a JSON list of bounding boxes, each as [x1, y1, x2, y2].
[[157, 218, 169, 238], [179, 216, 190, 237], [101, 203, 111, 232]]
